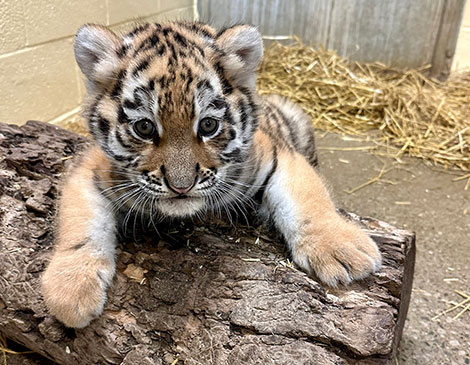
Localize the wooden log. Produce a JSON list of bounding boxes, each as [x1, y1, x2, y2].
[[0, 121, 415, 364]]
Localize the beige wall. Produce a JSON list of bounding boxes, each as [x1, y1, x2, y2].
[[0, 0, 196, 126], [453, 0, 470, 71]]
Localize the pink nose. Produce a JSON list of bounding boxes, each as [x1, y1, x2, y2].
[[169, 184, 193, 195]]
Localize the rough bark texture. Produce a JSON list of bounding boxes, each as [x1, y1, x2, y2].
[[0, 121, 415, 365]]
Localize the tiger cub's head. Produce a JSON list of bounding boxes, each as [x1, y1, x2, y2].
[[74, 22, 263, 217]]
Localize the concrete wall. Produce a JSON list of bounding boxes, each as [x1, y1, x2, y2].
[[199, 0, 466, 80], [453, 0, 470, 71], [0, 0, 196, 126]]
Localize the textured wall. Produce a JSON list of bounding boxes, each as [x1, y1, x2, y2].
[[0, 0, 195, 126], [199, 0, 466, 79], [453, 0, 470, 70]]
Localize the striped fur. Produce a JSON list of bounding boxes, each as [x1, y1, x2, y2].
[[42, 22, 381, 328]]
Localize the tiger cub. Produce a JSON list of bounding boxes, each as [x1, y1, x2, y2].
[[42, 21, 381, 328]]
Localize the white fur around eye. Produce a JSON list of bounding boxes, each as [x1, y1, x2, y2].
[[121, 78, 163, 138], [193, 76, 226, 140]]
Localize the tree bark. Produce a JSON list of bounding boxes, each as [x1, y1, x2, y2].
[[0, 121, 415, 365]]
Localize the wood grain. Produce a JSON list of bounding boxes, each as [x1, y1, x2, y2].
[[0, 121, 416, 364]]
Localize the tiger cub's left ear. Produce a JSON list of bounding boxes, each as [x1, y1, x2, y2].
[[74, 24, 121, 89], [216, 25, 263, 90]]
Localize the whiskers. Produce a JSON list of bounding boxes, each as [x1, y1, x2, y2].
[[203, 175, 259, 227], [94, 162, 262, 237], [97, 177, 163, 239]]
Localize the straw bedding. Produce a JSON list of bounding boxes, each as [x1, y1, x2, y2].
[[258, 41, 470, 173]]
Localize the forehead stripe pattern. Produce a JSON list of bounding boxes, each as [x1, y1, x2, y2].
[[84, 22, 263, 174]]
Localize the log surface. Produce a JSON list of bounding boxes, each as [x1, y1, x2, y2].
[[0, 121, 415, 365]]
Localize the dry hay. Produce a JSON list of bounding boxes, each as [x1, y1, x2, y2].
[[0, 333, 34, 365], [0, 334, 5, 365], [432, 290, 470, 321], [257, 40, 470, 173]]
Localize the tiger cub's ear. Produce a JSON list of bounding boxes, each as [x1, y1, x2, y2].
[[216, 25, 263, 90], [74, 24, 121, 88]]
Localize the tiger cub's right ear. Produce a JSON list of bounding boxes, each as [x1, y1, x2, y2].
[[74, 24, 120, 86]]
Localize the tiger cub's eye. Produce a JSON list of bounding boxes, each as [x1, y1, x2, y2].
[[133, 119, 156, 138], [198, 117, 219, 137]]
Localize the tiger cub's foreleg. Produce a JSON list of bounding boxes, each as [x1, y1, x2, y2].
[[260, 147, 381, 286], [41, 148, 117, 328]]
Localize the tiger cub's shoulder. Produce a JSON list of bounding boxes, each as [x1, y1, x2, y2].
[[258, 95, 318, 167]]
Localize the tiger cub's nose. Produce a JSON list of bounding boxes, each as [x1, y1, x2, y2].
[[168, 183, 194, 195], [161, 164, 198, 195]]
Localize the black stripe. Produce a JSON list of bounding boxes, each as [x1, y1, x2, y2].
[[237, 99, 249, 131], [222, 147, 241, 161], [197, 79, 213, 92], [164, 28, 205, 58], [180, 22, 215, 40], [305, 129, 318, 167], [228, 128, 236, 140], [198, 176, 210, 184], [156, 44, 166, 56], [239, 86, 258, 130], [116, 44, 130, 58], [97, 116, 110, 136], [115, 129, 133, 150], [133, 59, 150, 76], [125, 158, 139, 168], [173, 31, 187, 47], [127, 23, 151, 38], [167, 41, 177, 63], [266, 105, 283, 138], [117, 106, 130, 124], [224, 107, 235, 125], [123, 99, 138, 110], [158, 75, 168, 88], [102, 145, 132, 162], [135, 31, 160, 53], [133, 86, 148, 106], [276, 107, 299, 149], [69, 239, 89, 250], [89, 114, 110, 142], [86, 95, 102, 123], [152, 133, 161, 147], [263, 105, 295, 152], [254, 147, 278, 203], [111, 69, 126, 98], [184, 66, 194, 92], [211, 98, 226, 110], [214, 61, 233, 95]]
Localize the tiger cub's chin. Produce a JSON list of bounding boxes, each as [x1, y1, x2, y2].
[[156, 196, 206, 218]]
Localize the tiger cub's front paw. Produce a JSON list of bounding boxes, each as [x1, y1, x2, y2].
[[41, 254, 114, 328], [293, 218, 381, 287]]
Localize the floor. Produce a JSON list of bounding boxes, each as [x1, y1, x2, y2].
[[316, 133, 470, 364], [4, 132, 470, 364]]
